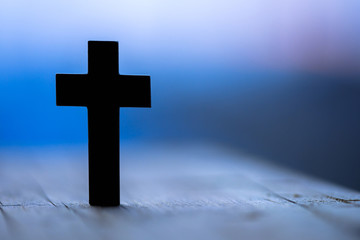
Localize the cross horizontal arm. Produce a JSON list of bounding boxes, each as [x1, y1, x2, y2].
[[56, 74, 88, 107], [56, 74, 151, 108], [115, 75, 151, 108]]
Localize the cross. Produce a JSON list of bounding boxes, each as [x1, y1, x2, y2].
[[56, 41, 151, 206]]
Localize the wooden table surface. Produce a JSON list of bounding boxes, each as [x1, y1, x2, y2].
[[0, 143, 359, 240]]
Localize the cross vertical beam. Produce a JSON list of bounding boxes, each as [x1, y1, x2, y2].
[[88, 41, 118, 76], [88, 107, 119, 206]]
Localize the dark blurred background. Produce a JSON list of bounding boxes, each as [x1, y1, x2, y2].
[[0, 1, 360, 189]]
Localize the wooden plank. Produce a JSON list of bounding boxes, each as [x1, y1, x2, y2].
[[0, 143, 359, 240]]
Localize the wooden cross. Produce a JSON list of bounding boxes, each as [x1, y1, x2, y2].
[[56, 41, 151, 206]]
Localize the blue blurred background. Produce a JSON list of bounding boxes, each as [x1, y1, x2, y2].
[[1, 0, 360, 189]]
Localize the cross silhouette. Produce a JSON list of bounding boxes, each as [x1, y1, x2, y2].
[[56, 41, 151, 206]]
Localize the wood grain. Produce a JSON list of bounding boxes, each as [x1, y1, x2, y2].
[[0, 143, 359, 240]]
